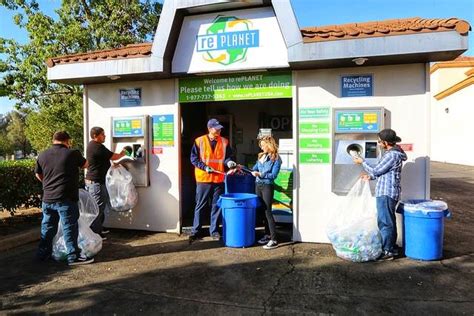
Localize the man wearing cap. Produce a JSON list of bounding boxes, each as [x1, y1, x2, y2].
[[353, 128, 407, 261], [189, 118, 234, 242]]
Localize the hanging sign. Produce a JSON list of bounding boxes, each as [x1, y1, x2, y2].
[[152, 115, 174, 149], [119, 88, 141, 107], [341, 74, 373, 97], [179, 72, 291, 103]]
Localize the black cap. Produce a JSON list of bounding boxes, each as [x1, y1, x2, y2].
[[378, 129, 401, 144]]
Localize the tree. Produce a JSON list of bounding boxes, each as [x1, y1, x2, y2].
[[6, 110, 31, 155], [0, 113, 14, 157], [0, 0, 162, 151]]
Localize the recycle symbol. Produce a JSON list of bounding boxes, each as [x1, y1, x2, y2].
[[204, 15, 253, 66]]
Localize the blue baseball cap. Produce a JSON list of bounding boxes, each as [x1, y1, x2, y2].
[[207, 118, 223, 130]]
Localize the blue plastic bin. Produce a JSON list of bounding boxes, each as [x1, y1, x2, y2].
[[397, 200, 451, 260], [225, 174, 255, 194], [218, 193, 259, 247]]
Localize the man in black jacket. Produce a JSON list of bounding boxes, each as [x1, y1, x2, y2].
[[35, 131, 93, 266]]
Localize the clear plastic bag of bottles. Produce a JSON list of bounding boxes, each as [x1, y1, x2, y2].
[[52, 190, 102, 261], [326, 179, 382, 262], [106, 165, 138, 212]]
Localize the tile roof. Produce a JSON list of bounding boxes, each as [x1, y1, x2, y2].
[[430, 55, 474, 73], [46, 17, 471, 67], [301, 17, 470, 43], [46, 43, 152, 67]]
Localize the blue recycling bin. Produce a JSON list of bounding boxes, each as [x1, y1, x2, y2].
[[225, 174, 255, 194], [218, 193, 259, 247], [397, 200, 451, 260]]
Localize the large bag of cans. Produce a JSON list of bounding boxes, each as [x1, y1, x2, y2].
[[52, 189, 102, 261], [106, 165, 138, 212], [326, 179, 382, 262]]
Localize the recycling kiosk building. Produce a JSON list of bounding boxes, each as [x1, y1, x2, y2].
[[46, 0, 470, 243]]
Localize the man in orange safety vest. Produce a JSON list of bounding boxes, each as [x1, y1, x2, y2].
[[189, 118, 234, 242]]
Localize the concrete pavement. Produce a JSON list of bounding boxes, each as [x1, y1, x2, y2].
[[1, 162, 473, 315]]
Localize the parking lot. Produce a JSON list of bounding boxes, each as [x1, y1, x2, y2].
[[0, 162, 473, 315]]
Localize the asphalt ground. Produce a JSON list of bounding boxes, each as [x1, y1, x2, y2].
[[0, 162, 473, 315]]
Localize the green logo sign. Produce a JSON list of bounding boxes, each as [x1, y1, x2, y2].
[[196, 15, 259, 66]]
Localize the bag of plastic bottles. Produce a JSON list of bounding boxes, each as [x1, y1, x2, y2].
[[52, 190, 102, 261], [78, 188, 99, 226], [105, 165, 138, 212], [326, 179, 382, 262]]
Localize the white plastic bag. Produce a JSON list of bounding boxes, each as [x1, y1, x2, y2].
[[78, 189, 99, 226], [52, 190, 102, 261], [105, 165, 138, 212], [52, 217, 103, 261], [326, 179, 382, 262]]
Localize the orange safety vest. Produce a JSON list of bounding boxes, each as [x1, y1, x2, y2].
[[194, 135, 228, 183]]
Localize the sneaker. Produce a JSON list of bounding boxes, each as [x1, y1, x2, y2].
[[211, 233, 221, 241], [101, 229, 110, 235], [100, 235, 107, 241], [263, 240, 278, 250], [257, 235, 271, 245], [189, 234, 199, 244], [377, 251, 395, 262], [68, 256, 94, 266]]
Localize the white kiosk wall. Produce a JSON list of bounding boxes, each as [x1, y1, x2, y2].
[[85, 79, 180, 233], [294, 64, 431, 243]]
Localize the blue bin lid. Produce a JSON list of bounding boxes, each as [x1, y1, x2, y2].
[[401, 199, 448, 215]]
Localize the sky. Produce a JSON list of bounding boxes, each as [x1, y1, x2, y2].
[[1, 0, 473, 114]]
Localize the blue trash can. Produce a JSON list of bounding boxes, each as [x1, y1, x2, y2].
[[217, 193, 259, 247], [225, 174, 255, 194], [397, 200, 451, 260]]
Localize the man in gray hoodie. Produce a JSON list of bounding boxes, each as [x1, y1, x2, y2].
[[353, 128, 407, 261]]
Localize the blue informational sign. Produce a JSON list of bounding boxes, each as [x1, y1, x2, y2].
[[341, 74, 373, 98], [335, 110, 381, 133], [112, 116, 145, 137], [120, 88, 141, 107]]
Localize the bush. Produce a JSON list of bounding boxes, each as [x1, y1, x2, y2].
[[0, 159, 42, 214]]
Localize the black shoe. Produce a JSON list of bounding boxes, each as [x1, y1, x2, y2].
[[377, 251, 395, 262], [68, 255, 94, 266], [189, 234, 199, 244], [211, 233, 221, 241], [35, 253, 51, 262]]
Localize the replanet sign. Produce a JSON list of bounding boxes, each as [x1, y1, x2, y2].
[[196, 16, 260, 66], [172, 7, 289, 73]]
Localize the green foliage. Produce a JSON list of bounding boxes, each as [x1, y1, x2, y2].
[[0, 113, 14, 156], [0, 0, 162, 152], [25, 94, 83, 152], [6, 110, 31, 154], [0, 159, 42, 214]]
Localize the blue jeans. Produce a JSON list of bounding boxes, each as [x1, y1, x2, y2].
[[86, 182, 109, 234], [376, 195, 398, 253], [38, 201, 81, 263], [192, 182, 224, 236]]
